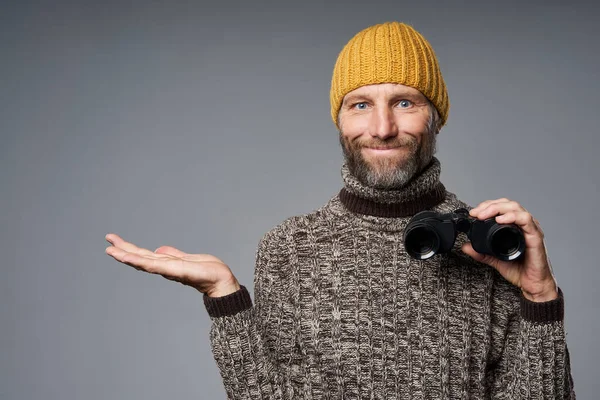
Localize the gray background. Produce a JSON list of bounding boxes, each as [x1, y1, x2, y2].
[[2, 0, 598, 398]]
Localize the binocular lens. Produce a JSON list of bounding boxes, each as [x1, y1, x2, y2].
[[405, 226, 439, 260], [490, 226, 524, 260]]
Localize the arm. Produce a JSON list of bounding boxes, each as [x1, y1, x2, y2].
[[465, 199, 575, 398], [103, 230, 290, 399], [203, 230, 288, 399], [487, 282, 575, 399]]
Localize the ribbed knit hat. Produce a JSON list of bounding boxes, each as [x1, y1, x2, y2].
[[330, 22, 449, 128]]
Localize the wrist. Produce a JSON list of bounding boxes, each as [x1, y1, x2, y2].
[[522, 281, 559, 302], [206, 277, 241, 298]]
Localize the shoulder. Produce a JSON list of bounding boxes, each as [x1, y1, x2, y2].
[[258, 201, 333, 246], [253, 206, 330, 280]]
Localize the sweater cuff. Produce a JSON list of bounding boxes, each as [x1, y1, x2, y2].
[[520, 286, 564, 323], [203, 285, 253, 318]]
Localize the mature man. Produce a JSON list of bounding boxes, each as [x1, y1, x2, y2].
[[106, 22, 575, 398]]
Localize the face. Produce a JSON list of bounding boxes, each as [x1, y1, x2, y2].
[[338, 83, 438, 189]]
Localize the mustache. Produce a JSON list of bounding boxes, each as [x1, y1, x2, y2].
[[355, 137, 417, 149]]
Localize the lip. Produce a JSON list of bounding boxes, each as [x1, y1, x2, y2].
[[363, 147, 402, 153]]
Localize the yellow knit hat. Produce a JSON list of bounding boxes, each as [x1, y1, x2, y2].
[[330, 21, 449, 128]]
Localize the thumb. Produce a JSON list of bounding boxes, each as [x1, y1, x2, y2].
[[461, 242, 520, 288], [461, 242, 495, 265], [154, 245, 187, 257]]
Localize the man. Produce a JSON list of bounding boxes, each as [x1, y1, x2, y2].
[[105, 21, 575, 398]]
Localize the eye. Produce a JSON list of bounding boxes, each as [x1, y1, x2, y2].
[[353, 102, 368, 110], [397, 99, 413, 108]]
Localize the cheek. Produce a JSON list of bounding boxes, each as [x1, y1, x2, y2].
[[398, 113, 429, 135], [339, 116, 368, 140]]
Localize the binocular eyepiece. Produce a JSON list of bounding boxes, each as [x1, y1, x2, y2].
[[403, 208, 526, 261]]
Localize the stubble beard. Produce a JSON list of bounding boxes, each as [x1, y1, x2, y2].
[[339, 130, 437, 189]]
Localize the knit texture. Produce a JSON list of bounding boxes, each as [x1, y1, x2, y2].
[[330, 22, 450, 128], [204, 285, 252, 318], [205, 157, 575, 399]]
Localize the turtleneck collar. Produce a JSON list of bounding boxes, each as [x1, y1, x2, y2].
[[338, 157, 447, 218]]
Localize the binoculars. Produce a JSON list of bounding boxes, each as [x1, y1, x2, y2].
[[403, 208, 526, 261]]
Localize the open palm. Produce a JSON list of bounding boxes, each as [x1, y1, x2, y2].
[[104, 233, 240, 297]]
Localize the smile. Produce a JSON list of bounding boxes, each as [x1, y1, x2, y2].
[[363, 147, 402, 153]]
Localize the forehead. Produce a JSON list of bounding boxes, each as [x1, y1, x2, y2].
[[343, 83, 425, 102]]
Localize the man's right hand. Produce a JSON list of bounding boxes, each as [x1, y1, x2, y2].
[[104, 233, 241, 297]]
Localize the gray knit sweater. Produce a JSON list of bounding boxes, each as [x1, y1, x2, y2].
[[204, 157, 575, 399]]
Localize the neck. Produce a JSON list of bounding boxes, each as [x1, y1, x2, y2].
[[338, 157, 446, 217]]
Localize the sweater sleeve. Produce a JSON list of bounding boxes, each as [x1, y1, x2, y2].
[[202, 230, 287, 399], [487, 281, 576, 399]]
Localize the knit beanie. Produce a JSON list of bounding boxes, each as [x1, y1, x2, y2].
[[330, 21, 449, 129]]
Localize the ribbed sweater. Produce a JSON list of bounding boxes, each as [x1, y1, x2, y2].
[[204, 157, 575, 399]]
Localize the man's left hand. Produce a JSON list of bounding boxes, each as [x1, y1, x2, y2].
[[461, 198, 559, 302]]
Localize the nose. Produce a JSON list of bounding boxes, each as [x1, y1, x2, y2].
[[369, 106, 398, 140]]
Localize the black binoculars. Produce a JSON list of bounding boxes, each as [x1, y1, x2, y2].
[[403, 208, 526, 261]]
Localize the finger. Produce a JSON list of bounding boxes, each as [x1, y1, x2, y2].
[[155, 246, 224, 263], [461, 242, 518, 284], [477, 198, 519, 218], [105, 233, 155, 257], [460, 242, 500, 269], [460, 241, 485, 262], [106, 246, 187, 278], [495, 211, 543, 239], [105, 233, 125, 243], [469, 198, 510, 216], [105, 246, 143, 272], [476, 201, 526, 220], [155, 245, 188, 257]]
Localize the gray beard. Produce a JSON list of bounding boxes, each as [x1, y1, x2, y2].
[[339, 131, 437, 189]]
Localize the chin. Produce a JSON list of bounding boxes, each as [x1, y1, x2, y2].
[[365, 155, 410, 171]]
